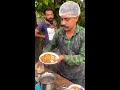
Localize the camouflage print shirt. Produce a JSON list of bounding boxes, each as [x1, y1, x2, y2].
[[43, 24, 85, 81]]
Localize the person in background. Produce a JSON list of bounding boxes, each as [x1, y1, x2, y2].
[[43, 1, 85, 88], [35, 7, 58, 48], [35, 16, 41, 62]]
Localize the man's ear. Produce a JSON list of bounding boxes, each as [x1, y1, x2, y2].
[[44, 14, 46, 17], [75, 16, 79, 22]]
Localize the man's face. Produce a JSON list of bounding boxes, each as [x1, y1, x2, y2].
[[60, 15, 78, 31], [45, 10, 54, 23]]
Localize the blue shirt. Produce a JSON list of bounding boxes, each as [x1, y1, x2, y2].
[[36, 21, 50, 47]]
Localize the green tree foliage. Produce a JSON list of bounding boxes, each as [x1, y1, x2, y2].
[[35, 0, 85, 28]]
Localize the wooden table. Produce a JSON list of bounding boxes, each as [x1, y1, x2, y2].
[[44, 67, 73, 90], [35, 62, 73, 90]]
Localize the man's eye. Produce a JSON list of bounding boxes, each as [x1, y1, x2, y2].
[[60, 18, 63, 20], [60, 18, 70, 21], [65, 18, 70, 21]]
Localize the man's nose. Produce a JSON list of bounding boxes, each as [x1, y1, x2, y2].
[[61, 20, 66, 25], [49, 15, 53, 18]]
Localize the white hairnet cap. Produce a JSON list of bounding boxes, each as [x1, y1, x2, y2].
[[59, 1, 81, 17]]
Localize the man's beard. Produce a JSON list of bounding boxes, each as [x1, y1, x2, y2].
[[46, 18, 54, 24]]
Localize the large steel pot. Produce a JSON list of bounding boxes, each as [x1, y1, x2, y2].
[[39, 72, 56, 90]]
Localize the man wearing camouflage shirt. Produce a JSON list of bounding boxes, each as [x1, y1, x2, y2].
[[43, 1, 85, 87]]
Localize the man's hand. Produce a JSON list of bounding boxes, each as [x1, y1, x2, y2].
[[40, 35, 45, 39], [55, 55, 64, 63], [35, 29, 45, 39], [35, 34, 45, 39]]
